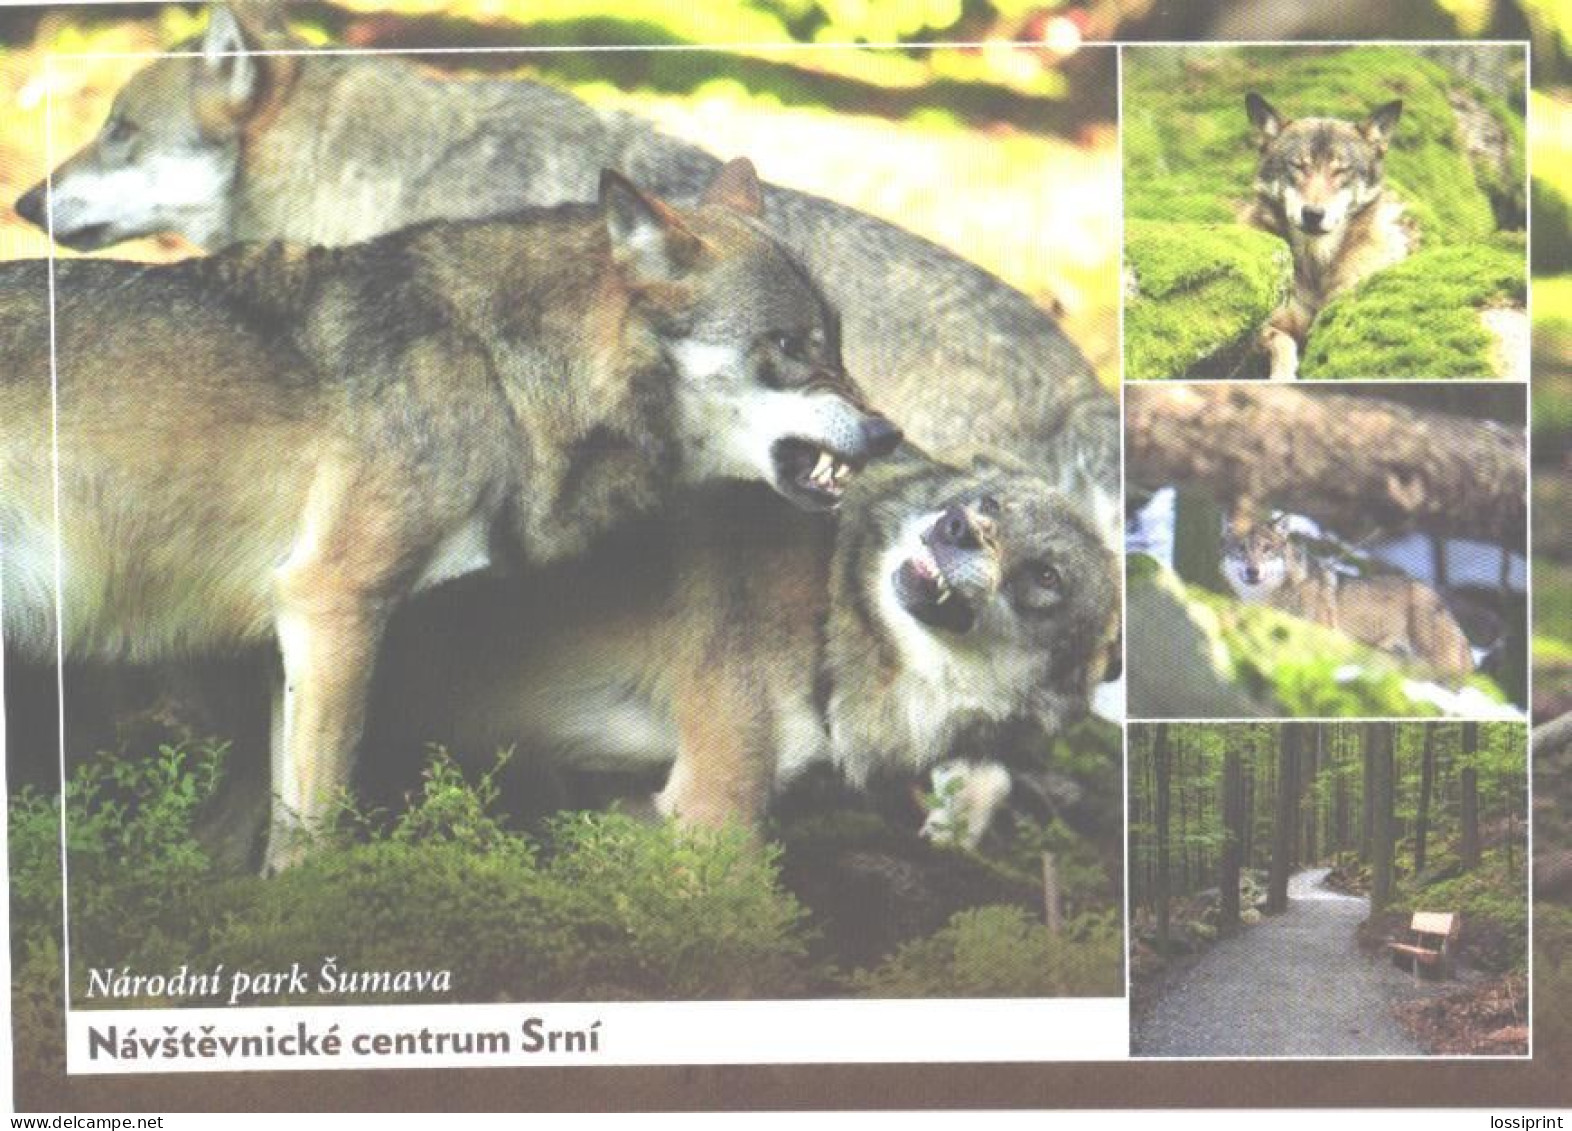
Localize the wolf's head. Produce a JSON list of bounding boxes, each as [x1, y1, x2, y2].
[[1245, 93, 1402, 238], [829, 456, 1119, 779], [14, 5, 291, 250], [1220, 512, 1296, 600], [602, 159, 900, 511]]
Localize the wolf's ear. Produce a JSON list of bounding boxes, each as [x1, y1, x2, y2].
[[601, 170, 704, 281], [700, 157, 765, 218], [198, 4, 294, 122], [1363, 100, 1403, 152], [1245, 92, 1284, 145]]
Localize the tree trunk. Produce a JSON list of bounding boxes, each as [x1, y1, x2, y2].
[[1220, 742, 1245, 934], [1461, 722, 1481, 871], [1267, 724, 1300, 914], [1302, 724, 1320, 866], [1333, 726, 1349, 854], [1362, 729, 1375, 862], [1154, 724, 1173, 953], [1414, 724, 1436, 877], [1125, 384, 1526, 544], [1370, 723, 1396, 914]]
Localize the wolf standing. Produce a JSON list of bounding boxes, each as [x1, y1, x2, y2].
[[13, 3, 1115, 496], [1242, 93, 1414, 380], [0, 161, 899, 870]]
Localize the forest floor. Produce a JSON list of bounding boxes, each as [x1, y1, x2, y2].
[[1132, 868, 1433, 1057]]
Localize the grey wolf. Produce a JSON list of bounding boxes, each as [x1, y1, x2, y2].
[[364, 451, 1122, 835], [12, 3, 1116, 505], [1241, 92, 1415, 380], [0, 161, 898, 871], [1221, 515, 1474, 676]]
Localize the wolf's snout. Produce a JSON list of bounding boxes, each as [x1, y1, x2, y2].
[[14, 183, 44, 228], [1243, 565, 1261, 585], [1300, 206, 1326, 232], [860, 415, 902, 459], [932, 504, 985, 551]]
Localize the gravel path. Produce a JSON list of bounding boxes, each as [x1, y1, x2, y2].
[[1132, 868, 1424, 1057]]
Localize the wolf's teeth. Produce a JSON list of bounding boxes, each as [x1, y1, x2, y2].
[[811, 451, 835, 480], [936, 589, 951, 605]]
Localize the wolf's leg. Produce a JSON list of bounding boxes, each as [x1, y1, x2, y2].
[[262, 463, 406, 873], [656, 662, 774, 833], [264, 590, 388, 873], [1262, 325, 1299, 381]]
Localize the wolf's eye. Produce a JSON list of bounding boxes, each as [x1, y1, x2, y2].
[[104, 116, 137, 145], [1032, 562, 1062, 591], [772, 330, 810, 362]]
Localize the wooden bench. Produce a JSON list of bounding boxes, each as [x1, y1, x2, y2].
[[1387, 911, 1461, 980]]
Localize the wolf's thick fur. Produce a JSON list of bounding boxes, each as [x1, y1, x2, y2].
[[365, 452, 1121, 831], [0, 163, 899, 870], [13, 4, 1115, 499], [1241, 93, 1416, 380], [1221, 515, 1474, 676]]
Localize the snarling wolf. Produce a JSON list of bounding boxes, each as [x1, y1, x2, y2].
[[1241, 92, 1415, 380], [12, 3, 1115, 501], [1221, 515, 1474, 676], [0, 161, 899, 870], [364, 451, 1121, 835]]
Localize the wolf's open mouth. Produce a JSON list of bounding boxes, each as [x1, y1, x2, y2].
[[895, 549, 976, 633], [772, 438, 860, 511]]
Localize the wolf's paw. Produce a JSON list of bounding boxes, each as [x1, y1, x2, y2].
[[1261, 325, 1300, 381]]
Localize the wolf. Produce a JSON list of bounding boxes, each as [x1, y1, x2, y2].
[[362, 451, 1121, 837], [12, 3, 1116, 505], [0, 160, 899, 871], [1241, 92, 1415, 380], [1220, 515, 1475, 676]]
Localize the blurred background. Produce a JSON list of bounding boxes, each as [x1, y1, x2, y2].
[[0, 1, 1133, 383]]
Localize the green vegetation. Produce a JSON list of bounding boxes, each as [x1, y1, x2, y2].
[[1301, 237, 1526, 378], [1127, 561, 1511, 719], [9, 734, 1122, 1060], [851, 906, 1123, 997], [1130, 722, 1528, 974], [1124, 220, 1289, 380], [1123, 45, 1526, 378]]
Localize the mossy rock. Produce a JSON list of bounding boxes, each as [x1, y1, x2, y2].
[[1126, 558, 1263, 718], [1301, 236, 1527, 378], [1128, 560, 1511, 718], [1124, 220, 1290, 380]]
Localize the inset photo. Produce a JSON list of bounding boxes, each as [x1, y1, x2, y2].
[[1125, 383, 1527, 720], [1122, 43, 1527, 380], [1129, 721, 1529, 1058]]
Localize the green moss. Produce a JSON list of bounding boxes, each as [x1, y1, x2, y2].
[[1300, 237, 1527, 377], [1191, 588, 1433, 717], [1188, 585, 1511, 717], [1124, 219, 1290, 379]]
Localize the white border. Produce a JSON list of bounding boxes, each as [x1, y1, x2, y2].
[[20, 30, 1537, 1079]]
